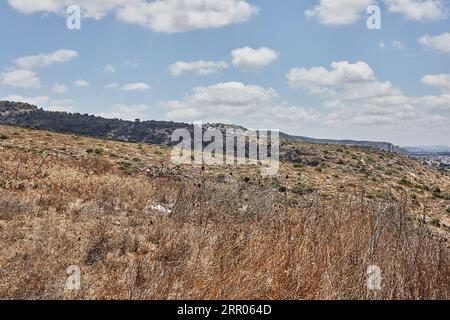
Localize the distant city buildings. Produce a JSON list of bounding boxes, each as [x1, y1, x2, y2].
[[413, 154, 450, 172]]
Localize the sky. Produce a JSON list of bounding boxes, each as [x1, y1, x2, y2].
[[0, 0, 449, 146]]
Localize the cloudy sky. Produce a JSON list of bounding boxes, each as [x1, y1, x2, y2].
[[0, 0, 449, 146]]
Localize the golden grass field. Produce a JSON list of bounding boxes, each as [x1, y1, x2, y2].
[[0, 124, 448, 299]]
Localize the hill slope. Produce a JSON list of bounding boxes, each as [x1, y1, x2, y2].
[[0, 124, 449, 299], [0, 100, 399, 152]]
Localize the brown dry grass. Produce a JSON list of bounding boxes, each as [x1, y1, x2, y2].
[[0, 126, 448, 299]]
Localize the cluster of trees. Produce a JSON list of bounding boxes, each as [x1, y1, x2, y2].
[[0, 101, 192, 145], [0, 101, 37, 114]]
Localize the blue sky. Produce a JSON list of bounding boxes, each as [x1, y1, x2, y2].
[[0, 0, 449, 146]]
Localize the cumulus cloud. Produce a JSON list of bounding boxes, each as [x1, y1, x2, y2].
[[305, 0, 372, 25], [100, 104, 150, 120], [169, 60, 228, 76], [160, 81, 318, 128], [418, 33, 450, 53], [3, 95, 76, 112], [14, 49, 78, 69], [231, 47, 278, 71], [422, 74, 450, 92], [286, 60, 450, 130], [288, 61, 375, 87], [121, 82, 151, 91], [286, 61, 401, 100], [0, 69, 41, 88], [52, 83, 69, 94], [3, 94, 49, 106], [416, 94, 450, 113], [305, 0, 446, 25], [384, 0, 446, 21], [74, 79, 90, 87], [8, 0, 259, 33]]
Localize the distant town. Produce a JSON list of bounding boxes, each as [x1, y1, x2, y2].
[[404, 146, 450, 173]]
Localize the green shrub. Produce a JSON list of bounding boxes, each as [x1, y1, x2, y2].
[[271, 177, 281, 188], [399, 177, 413, 187], [290, 183, 315, 195], [118, 161, 136, 175], [429, 218, 441, 228], [431, 186, 441, 194], [94, 148, 103, 155]]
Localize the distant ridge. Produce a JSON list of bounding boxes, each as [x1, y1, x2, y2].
[[281, 133, 402, 153], [0, 100, 400, 152]]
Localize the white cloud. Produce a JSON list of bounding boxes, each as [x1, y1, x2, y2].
[[103, 64, 116, 74], [305, 0, 446, 25], [231, 47, 278, 71], [3, 94, 49, 106], [416, 94, 450, 112], [384, 0, 446, 21], [422, 74, 450, 92], [162, 82, 278, 121], [121, 82, 151, 91], [74, 79, 90, 87], [100, 104, 149, 120], [160, 81, 318, 128], [305, 0, 372, 25], [379, 42, 386, 48], [8, 0, 259, 33], [169, 60, 228, 76], [3, 95, 76, 112], [285, 61, 442, 129], [14, 49, 78, 69], [52, 83, 69, 94], [103, 81, 151, 91], [286, 61, 400, 100], [0, 69, 41, 88], [321, 95, 429, 129], [418, 33, 450, 53]]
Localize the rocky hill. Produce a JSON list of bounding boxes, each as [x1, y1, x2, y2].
[[0, 100, 401, 153]]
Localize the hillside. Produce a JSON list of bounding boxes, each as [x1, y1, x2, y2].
[[0, 101, 399, 152], [0, 124, 448, 299]]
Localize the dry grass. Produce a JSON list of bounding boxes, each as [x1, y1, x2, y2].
[[0, 126, 449, 300]]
